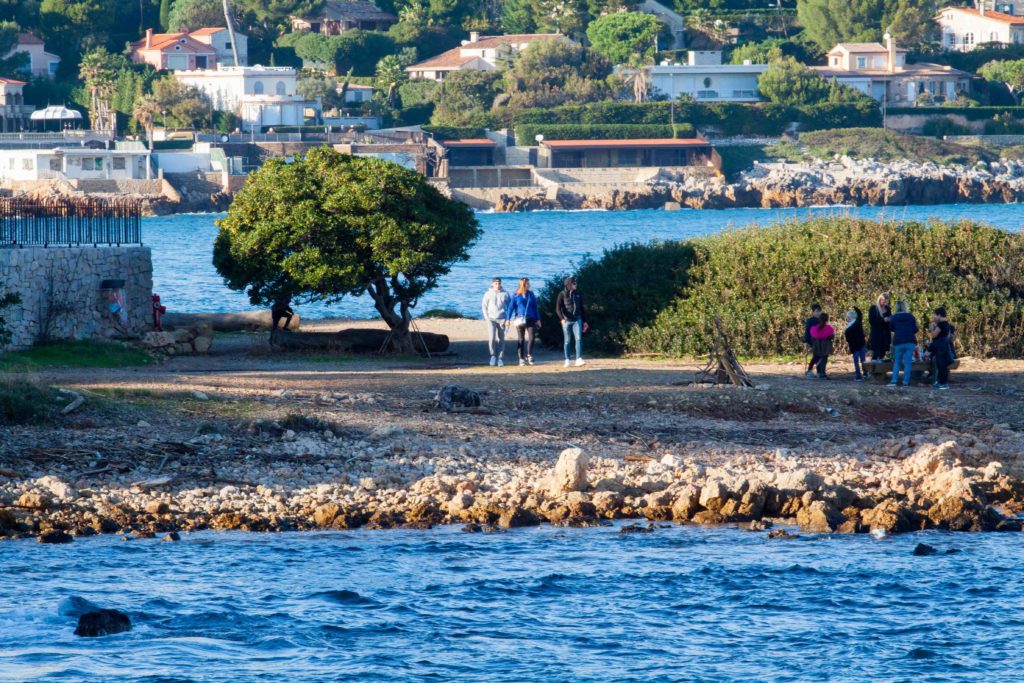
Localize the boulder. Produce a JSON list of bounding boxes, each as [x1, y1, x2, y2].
[[435, 385, 481, 411], [861, 499, 920, 533], [796, 501, 843, 533], [926, 496, 1001, 532], [912, 543, 938, 556], [776, 468, 824, 492], [550, 448, 589, 493], [698, 480, 730, 512], [38, 530, 73, 544], [74, 609, 132, 637], [671, 485, 701, 521], [497, 506, 540, 529]]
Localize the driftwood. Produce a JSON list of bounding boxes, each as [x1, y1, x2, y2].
[[696, 316, 755, 388], [271, 328, 449, 354], [162, 311, 301, 332], [58, 388, 84, 415]]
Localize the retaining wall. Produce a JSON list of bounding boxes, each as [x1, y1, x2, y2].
[[0, 246, 153, 351]]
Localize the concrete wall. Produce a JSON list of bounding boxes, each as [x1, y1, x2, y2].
[[0, 246, 152, 351], [154, 152, 213, 173]]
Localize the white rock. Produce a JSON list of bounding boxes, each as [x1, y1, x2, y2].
[[661, 454, 684, 468], [191, 391, 209, 401], [551, 448, 589, 493]]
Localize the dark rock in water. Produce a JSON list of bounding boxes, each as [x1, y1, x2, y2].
[[163, 531, 181, 542], [58, 596, 101, 618], [435, 385, 481, 411], [913, 543, 938, 556], [995, 519, 1023, 532], [767, 529, 798, 540], [619, 523, 655, 533], [553, 516, 611, 528], [497, 506, 539, 529], [462, 523, 483, 533], [746, 519, 772, 531], [946, 548, 962, 555], [75, 609, 131, 637], [37, 530, 73, 544]]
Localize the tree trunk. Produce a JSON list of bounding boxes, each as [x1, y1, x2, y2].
[[222, 0, 241, 66], [367, 277, 416, 353]]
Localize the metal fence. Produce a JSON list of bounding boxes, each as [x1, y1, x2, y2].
[[0, 198, 142, 247]]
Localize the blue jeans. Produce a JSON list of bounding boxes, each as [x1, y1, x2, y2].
[[891, 343, 915, 386], [852, 346, 866, 378], [562, 319, 582, 360]]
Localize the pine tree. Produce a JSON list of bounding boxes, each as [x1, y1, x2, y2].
[[159, 0, 173, 31]]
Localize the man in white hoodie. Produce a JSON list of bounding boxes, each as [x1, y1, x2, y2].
[[481, 277, 510, 366]]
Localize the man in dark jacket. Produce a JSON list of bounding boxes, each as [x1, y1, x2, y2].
[[556, 276, 587, 367], [844, 307, 867, 381], [888, 300, 918, 387], [803, 303, 822, 378]]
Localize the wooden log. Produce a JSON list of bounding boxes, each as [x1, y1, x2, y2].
[[162, 311, 301, 332], [272, 328, 449, 354]]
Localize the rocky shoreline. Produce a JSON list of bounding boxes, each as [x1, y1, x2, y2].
[[495, 157, 1024, 212], [5, 423, 1024, 542]]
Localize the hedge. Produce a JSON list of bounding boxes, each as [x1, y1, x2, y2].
[[514, 123, 696, 145], [625, 218, 1024, 358], [421, 125, 486, 140], [887, 106, 1024, 121]]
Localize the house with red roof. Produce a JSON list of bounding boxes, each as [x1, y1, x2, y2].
[[936, 2, 1024, 50], [131, 27, 248, 71], [406, 32, 568, 81], [3, 33, 60, 79]]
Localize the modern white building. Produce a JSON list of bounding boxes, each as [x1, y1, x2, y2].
[[812, 39, 972, 104], [406, 32, 566, 81], [650, 51, 767, 102], [0, 147, 153, 181], [174, 66, 307, 131], [936, 3, 1024, 51]]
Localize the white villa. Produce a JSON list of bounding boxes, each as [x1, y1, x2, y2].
[[0, 146, 153, 182], [812, 39, 972, 105], [405, 32, 566, 81], [936, 3, 1024, 51], [650, 51, 766, 102], [174, 66, 307, 131]]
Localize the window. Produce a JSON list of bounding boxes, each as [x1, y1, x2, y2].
[[275, 81, 286, 95], [253, 81, 264, 94], [21, 158, 33, 170], [225, 41, 232, 49], [49, 158, 60, 171], [703, 77, 712, 88], [48, 61, 58, 76], [856, 56, 866, 69], [991, 32, 999, 43], [82, 157, 103, 171], [112, 157, 126, 170], [196, 55, 208, 69], [965, 32, 974, 47]]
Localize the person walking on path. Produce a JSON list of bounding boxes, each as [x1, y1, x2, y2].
[[929, 306, 954, 390], [869, 293, 892, 361], [809, 313, 835, 379], [481, 277, 510, 366], [507, 278, 541, 366], [888, 300, 918, 388], [556, 276, 588, 368], [845, 306, 867, 381], [803, 303, 822, 378]]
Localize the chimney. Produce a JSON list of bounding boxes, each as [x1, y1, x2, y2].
[[978, 0, 985, 15], [884, 32, 896, 73], [145, 28, 153, 48], [470, 31, 480, 43]]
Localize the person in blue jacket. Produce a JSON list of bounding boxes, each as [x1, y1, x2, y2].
[[506, 277, 541, 366], [888, 300, 919, 388]]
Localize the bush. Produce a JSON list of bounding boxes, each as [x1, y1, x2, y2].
[[514, 123, 693, 145], [626, 218, 1024, 358], [984, 112, 1024, 135], [422, 125, 486, 140], [0, 379, 55, 425], [398, 80, 438, 107], [888, 106, 1024, 121], [537, 241, 697, 353], [921, 116, 972, 138]]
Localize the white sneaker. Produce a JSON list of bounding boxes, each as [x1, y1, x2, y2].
[[519, 359, 526, 366], [497, 357, 504, 367], [526, 356, 534, 366], [489, 356, 496, 367], [564, 359, 571, 368], [575, 358, 585, 367]]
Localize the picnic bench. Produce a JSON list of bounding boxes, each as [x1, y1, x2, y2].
[[864, 359, 960, 383]]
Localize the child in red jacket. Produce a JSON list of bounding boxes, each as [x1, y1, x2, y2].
[[809, 313, 836, 379]]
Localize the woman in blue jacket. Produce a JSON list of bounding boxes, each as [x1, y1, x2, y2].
[[506, 277, 542, 366]]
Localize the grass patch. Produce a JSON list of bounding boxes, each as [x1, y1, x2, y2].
[[0, 340, 152, 372], [766, 128, 998, 166], [0, 379, 56, 425]]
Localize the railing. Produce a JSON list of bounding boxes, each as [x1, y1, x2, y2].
[[0, 198, 142, 247]]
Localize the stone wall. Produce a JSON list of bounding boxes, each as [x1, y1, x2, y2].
[[0, 246, 153, 351]]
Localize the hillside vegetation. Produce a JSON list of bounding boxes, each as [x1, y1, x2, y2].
[[767, 128, 1000, 166]]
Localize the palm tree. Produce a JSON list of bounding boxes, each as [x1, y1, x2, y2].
[[133, 94, 161, 150], [79, 48, 117, 134]]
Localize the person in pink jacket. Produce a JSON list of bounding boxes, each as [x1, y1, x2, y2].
[[808, 313, 835, 379]]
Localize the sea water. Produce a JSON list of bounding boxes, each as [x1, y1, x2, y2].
[[0, 523, 1022, 681], [147, 204, 1024, 320]]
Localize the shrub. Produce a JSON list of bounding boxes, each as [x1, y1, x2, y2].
[[984, 112, 1024, 135], [0, 289, 18, 348], [887, 106, 1024, 121], [921, 116, 971, 138], [515, 123, 691, 145], [0, 378, 54, 425], [625, 218, 1024, 358], [398, 80, 438, 107], [537, 241, 697, 353], [422, 125, 486, 140]]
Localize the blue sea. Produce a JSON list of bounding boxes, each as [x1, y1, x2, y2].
[[1, 524, 1022, 681], [147, 204, 1024, 320]]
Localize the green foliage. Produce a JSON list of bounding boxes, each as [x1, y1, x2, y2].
[[150, 76, 211, 129], [796, 0, 890, 52], [213, 147, 480, 347], [919, 116, 971, 139], [430, 70, 501, 127], [537, 241, 697, 353], [729, 39, 784, 64], [0, 339, 152, 371], [984, 112, 1024, 135], [166, 0, 233, 31], [297, 75, 341, 111], [0, 378, 55, 425], [159, 0, 171, 30], [886, 0, 938, 51], [716, 143, 770, 180], [420, 308, 466, 318], [586, 11, 664, 66], [916, 44, 1024, 75], [0, 289, 19, 348], [978, 60, 1024, 104], [514, 123, 693, 145], [40, 0, 117, 72], [398, 79, 438, 107], [503, 39, 612, 110], [626, 218, 1024, 358], [886, 106, 1024, 121], [0, 21, 29, 79], [769, 127, 995, 165], [757, 56, 830, 106], [421, 125, 485, 139], [281, 30, 396, 76]]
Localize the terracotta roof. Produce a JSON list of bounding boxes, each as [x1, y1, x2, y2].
[[813, 62, 970, 78], [0, 77, 26, 85], [466, 33, 563, 49], [938, 6, 1024, 24], [406, 49, 479, 71], [542, 138, 710, 149], [188, 27, 227, 35], [314, 1, 396, 22], [441, 139, 495, 147], [831, 42, 908, 54], [132, 32, 217, 53], [344, 83, 374, 90], [16, 32, 44, 45]]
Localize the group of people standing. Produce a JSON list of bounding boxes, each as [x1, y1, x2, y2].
[[481, 276, 587, 368], [802, 293, 956, 389]]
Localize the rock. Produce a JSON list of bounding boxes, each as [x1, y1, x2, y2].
[[660, 454, 684, 468], [367, 424, 405, 441], [926, 496, 1000, 532], [776, 469, 824, 492], [913, 543, 938, 556], [191, 391, 209, 401], [145, 501, 169, 515], [38, 530, 73, 544], [497, 506, 540, 529], [699, 480, 730, 512], [861, 499, 919, 533], [619, 522, 655, 533], [747, 519, 772, 531], [193, 335, 213, 353], [37, 476, 76, 501], [163, 531, 181, 542], [671, 485, 701, 521], [446, 493, 475, 516], [313, 503, 341, 527], [461, 523, 483, 533], [767, 528, 799, 539], [551, 448, 589, 493], [74, 609, 132, 637], [796, 500, 843, 533], [434, 385, 481, 411], [0, 509, 18, 530], [17, 491, 50, 509]]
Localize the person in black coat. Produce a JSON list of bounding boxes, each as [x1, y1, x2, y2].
[[868, 293, 891, 361], [803, 303, 822, 377], [844, 306, 867, 381]]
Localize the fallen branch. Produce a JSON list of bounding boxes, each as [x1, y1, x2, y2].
[[58, 388, 85, 415]]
